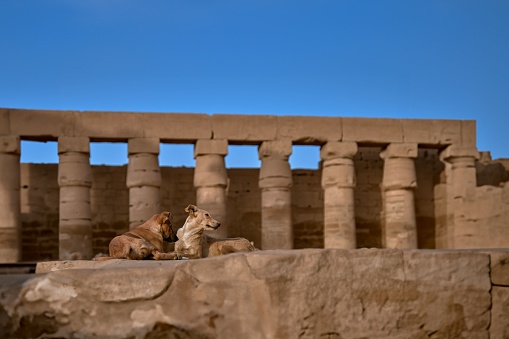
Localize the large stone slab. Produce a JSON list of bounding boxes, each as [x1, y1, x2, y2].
[[0, 249, 494, 338]]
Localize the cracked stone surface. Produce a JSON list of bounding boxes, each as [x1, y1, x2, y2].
[[0, 249, 501, 338]]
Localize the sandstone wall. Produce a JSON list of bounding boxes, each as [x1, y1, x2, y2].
[[2, 249, 508, 338]]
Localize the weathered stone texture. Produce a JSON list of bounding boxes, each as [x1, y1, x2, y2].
[[0, 109, 9, 135], [491, 251, 509, 286], [0, 249, 495, 338], [343, 118, 404, 144], [491, 286, 509, 339], [402, 119, 462, 145], [213, 114, 277, 143], [277, 115, 342, 143], [9, 109, 78, 139]]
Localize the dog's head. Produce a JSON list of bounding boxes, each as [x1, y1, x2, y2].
[[157, 211, 177, 242], [184, 204, 221, 231]]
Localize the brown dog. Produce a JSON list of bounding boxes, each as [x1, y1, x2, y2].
[[175, 205, 256, 259], [96, 212, 178, 260]]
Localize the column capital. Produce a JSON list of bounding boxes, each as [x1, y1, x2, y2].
[[258, 140, 292, 160], [380, 143, 418, 160], [320, 141, 357, 160], [440, 145, 479, 162], [0, 135, 20, 154], [194, 139, 228, 158], [128, 137, 160, 155], [58, 137, 90, 154]]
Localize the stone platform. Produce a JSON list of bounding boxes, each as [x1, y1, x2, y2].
[[1, 249, 509, 338]]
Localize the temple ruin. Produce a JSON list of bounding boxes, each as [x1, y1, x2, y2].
[[1, 108, 508, 261], [1, 108, 509, 337]]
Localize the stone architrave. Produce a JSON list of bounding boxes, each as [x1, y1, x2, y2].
[[320, 141, 358, 249], [0, 136, 21, 262], [194, 139, 229, 238], [126, 138, 162, 229], [380, 143, 418, 249], [58, 137, 93, 260], [258, 140, 293, 250], [441, 145, 479, 249]]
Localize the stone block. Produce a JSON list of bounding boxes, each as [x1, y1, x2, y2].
[[213, 114, 277, 143], [78, 111, 210, 141], [9, 109, 77, 138], [342, 117, 404, 144], [58, 137, 90, 154], [128, 138, 160, 155], [320, 141, 357, 160], [461, 120, 477, 148], [491, 251, 509, 286], [0, 135, 20, 154], [74, 111, 141, 139], [277, 116, 342, 144], [0, 249, 492, 338], [143, 112, 212, 141], [0, 109, 9, 135], [402, 119, 462, 145], [194, 139, 228, 157]]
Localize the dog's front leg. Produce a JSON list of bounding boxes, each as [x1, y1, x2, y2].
[[152, 251, 179, 260]]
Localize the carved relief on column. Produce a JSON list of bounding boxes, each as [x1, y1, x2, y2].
[[0, 136, 21, 262], [127, 138, 161, 229], [194, 139, 229, 237], [58, 137, 93, 260], [258, 140, 293, 250], [320, 141, 358, 249], [440, 145, 479, 249], [380, 143, 418, 249]]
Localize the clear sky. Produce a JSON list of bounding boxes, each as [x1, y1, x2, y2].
[[1, 1, 508, 168]]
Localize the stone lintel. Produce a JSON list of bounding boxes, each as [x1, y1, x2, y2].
[[342, 117, 404, 144], [194, 139, 228, 158], [213, 114, 277, 143], [58, 137, 90, 154], [128, 138, 160, 155], [441, 145, 480, 161], [380, 143, 418, 159], [320, 141, 358, 160], [0, 135, 20, 154], [258, 140, 292, 159], [277, 116, 342, 144]]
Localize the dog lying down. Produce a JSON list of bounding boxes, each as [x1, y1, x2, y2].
[[95, 211, 178, 260], [175, 204, 257, 259]]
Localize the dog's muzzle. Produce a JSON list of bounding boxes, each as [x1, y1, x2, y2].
[[207, 223, 221, 230]]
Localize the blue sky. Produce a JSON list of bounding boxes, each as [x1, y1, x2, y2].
[[1, 0, 508, 168]]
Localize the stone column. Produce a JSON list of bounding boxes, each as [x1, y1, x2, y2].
[[258, 140, 293, 250], [0, 136, 21, 262], [380, 143, 418, 249], [58, 137, 93, 260], [320, 141, 358, 249], [127, 138, 161, 229], [194, 139, 229, 237], [441, 145, 479, 248]]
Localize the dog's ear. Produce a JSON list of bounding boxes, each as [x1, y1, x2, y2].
[[185, 204, 198, 216], [162, 211, 172, 221]]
